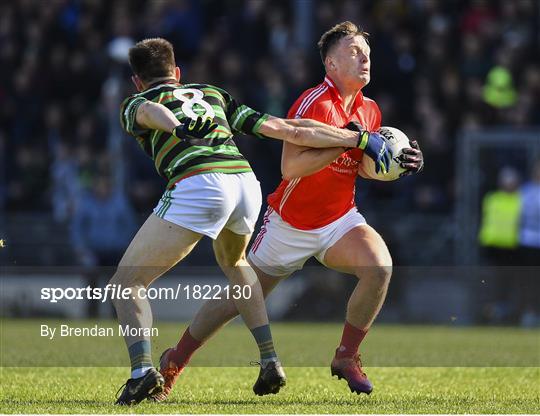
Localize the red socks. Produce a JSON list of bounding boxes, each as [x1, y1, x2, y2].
[[168, 327, 202, 368], [169, 323, 365, 367], [335, 321, 368, 359]]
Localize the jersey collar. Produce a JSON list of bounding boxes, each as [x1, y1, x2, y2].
[[146, 79, 181, 89], [324, 75, 364, 109]]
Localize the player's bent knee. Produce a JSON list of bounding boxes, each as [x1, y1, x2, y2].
[[218, 258, 244, 269], [215, 252, 247, 269], [108, 268, 149, 289], [374, 264, 392, 286], [357, 264, 392, 286]]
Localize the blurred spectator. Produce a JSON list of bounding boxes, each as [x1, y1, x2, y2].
[[71, 174, 136, 267], [516, 160, 540, 326], [483, 66, 517, 109], [70, 172, 137, 317], [7, 145, 49, 212], [478, 166, 523, 324], [50, 143, 80, 223], [478, 166, 522, 252], [519, 160, 540, 253]]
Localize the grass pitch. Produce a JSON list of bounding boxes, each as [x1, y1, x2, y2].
[[1, 367, 538, 414], [1, 320, 539, 413]]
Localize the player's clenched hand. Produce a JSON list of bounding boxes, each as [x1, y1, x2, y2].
[[173, 116, 218, 140], [399, 140, 424, 177], [346, 122, 393, 175]]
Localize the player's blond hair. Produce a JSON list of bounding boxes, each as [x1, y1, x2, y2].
[[317, 21, 369, 63]]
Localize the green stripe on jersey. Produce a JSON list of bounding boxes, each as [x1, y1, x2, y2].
[[154, 136, 182, 169], [167, 160, 252, 188], [252, 113, 270, 138], [119, 82, 268, 186], [200, 87, 226, 105], [164, 144, 243, 175], [230, 105, 253, 130]]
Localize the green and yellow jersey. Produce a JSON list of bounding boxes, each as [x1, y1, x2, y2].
[[120, 81, 269, 188]]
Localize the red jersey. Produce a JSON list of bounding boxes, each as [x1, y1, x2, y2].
[[267, 76, 382, 230]]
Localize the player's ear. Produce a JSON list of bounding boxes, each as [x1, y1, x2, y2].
[[174, 67, 181, 82], [325, 56, 336, 71]]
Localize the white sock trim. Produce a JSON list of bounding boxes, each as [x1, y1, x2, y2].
[[131, 366, 153, 379]]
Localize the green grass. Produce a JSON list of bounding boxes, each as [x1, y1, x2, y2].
[[1, 319, 539, 413], [2, 319, 539, 367], [1, 367, 538, 413]]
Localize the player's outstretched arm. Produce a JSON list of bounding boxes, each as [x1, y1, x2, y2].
[[135, 101, 180, 132], [279, 121, 395, 179], [258, 115, 360, 148], [134, 101, 217, 139], [280, 142, 346, 180]]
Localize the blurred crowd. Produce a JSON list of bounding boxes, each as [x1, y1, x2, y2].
[[478, 161, 540, 325], [1, 0, 539, 262]]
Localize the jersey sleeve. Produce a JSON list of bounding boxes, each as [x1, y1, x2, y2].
[[218, 88, 269, 138], [119, 95, 149, 136]]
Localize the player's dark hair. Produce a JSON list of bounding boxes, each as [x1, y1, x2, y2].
[[128, 38, 176, 83], [318, 21, 369, 64]]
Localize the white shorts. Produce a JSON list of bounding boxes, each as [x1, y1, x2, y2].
[[154, 172, 262, 239], [248, 207, 367, 277]]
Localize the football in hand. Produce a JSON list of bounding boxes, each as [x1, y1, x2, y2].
[[357, 126, 410, 181]]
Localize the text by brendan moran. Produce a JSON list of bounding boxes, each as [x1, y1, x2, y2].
[[40, 324, 158, 339]]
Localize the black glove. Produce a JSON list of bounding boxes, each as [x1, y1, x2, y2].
[[346, 122, 393, 175], [173, 116, 218, 140], [398, 140, 424, 177]]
